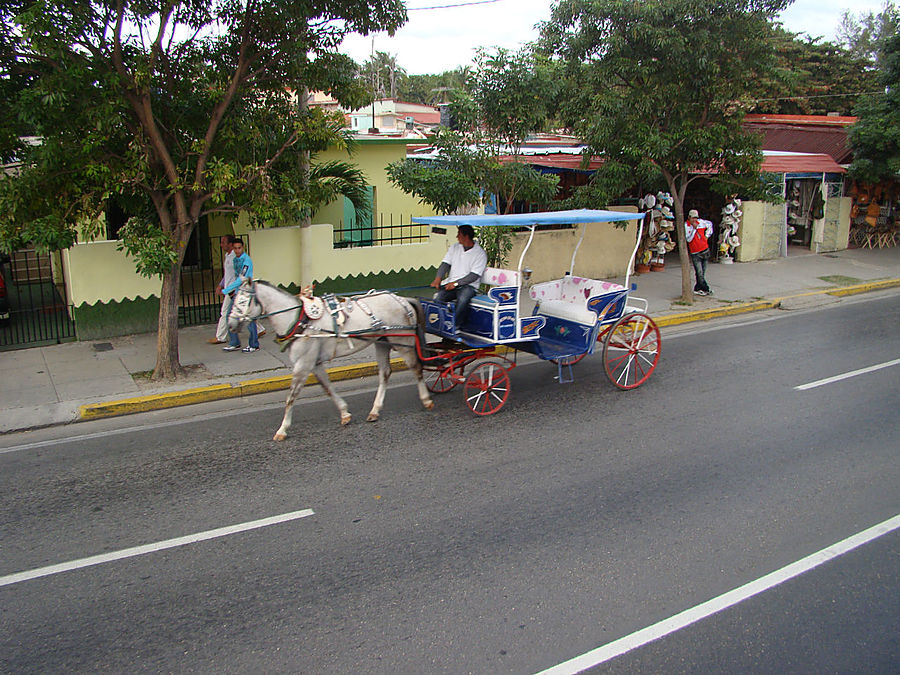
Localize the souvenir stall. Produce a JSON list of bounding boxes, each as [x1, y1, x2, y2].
[[718, 198, 743, 262], [635, 192, 676, 273], [847, 181, 899, 249]]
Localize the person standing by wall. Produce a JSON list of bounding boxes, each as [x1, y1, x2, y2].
[[685, 209, 714, 296], [208, 234, 237, 344], [222, 238, 261, 353]]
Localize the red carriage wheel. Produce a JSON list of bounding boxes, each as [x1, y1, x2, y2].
[[425, 366, 458, 393], [464, 360, 511, 415], [602, 312, 661, 390]]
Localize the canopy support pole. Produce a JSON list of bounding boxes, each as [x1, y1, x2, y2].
[[624, 214, 646, 290]]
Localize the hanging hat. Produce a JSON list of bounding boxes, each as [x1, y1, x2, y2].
[[644, 194, 657, 208], [733, 209, 742, 219], [661, 206, 674, 219], [723, 203, 736, 215], [734, 198, 742, 207], [688, 209, 699, 218]]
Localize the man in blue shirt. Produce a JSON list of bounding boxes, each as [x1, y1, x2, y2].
[[222, 238, 260, 353]]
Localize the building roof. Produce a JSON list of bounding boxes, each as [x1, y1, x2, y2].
[[744, 114, 857, 164], [760, 151, 845, 174], [497, 153, 603, 171]]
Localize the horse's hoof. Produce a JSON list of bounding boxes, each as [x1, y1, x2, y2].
[[273, 433, 287, 441], [340, 414, 352, 426], [367, 413, 379, 422]]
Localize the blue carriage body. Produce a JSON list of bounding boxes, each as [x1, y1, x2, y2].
[[413, 209, 650, 368]]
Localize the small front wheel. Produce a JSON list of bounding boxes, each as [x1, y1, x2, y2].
[[425, 366, 458, 393], [464, 360, 511, 415], [602, 312, 661, 390]]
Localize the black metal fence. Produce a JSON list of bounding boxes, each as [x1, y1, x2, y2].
[[0, 249, 76, 350], [333, 214, 429, 249], [178, 233, 245, 328]]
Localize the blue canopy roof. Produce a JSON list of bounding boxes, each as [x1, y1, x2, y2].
[[411, 208, 642, 228]]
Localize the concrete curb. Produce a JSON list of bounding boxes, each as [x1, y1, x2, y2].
[[78, 278, 900, 422]]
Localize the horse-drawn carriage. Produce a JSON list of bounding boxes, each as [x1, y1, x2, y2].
[[228, 209, 660, 439], [413, 209, 660, 414]]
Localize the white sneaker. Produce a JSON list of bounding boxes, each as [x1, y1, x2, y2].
[[242, 346, 259, 353], [695, 290, 708, 296], [223, 345, 241, 352]]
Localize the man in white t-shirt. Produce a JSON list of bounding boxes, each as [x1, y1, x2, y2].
[[209, 234, 237, 343], [430, 224, 488, 331]]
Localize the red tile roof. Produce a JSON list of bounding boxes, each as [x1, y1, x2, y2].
[[760, 152, 845, 174], [497, 154, 604, 171], [744, 114, 857, 163]]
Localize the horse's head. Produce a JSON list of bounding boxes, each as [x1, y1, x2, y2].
[[227, 278, 261, 332]]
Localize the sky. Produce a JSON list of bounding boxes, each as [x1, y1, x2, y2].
[[339, 0, 890, 76]]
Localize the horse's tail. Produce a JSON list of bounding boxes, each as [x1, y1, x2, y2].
[[408, 297, 427, 362]]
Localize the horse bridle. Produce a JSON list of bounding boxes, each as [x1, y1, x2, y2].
[[231, 281, 310, 343]]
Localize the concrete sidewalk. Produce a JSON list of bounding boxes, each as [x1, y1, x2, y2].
[[2, 246, 898, 433]]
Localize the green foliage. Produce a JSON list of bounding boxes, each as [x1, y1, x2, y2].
[[116, 218, 179, 278], [849, 32, 900, 183], [471, 48, 561, 149], [838, 1, 899, 67], [540, 0, 787, 299], [360, 51, 406, 99], [477, 226, 515, 268], [0, 0, 407, 376], [540, 0, 785, 197], [385, 48, 560, 228], [753, 28, 880, 115], [0, 0, 406, 262], [394, 67, 472, 105]]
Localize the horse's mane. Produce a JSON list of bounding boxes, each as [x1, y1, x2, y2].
[[254, 279, 295, 298]]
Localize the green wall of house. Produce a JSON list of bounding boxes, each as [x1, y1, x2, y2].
[[73, 296, 160, 340]]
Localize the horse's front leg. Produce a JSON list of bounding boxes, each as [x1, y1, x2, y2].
[[275, 362, 311, 442], [311, 363, 352, 426], [367, 342, 392, 422]]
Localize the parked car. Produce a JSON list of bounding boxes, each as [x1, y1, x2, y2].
[[0, 253, 10, 322]]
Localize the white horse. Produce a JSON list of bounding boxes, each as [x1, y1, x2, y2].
[[227, 280, 434, 441]]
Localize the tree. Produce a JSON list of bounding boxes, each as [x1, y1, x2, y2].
[[838, 1, 899, 67], [397, 66, 472, 105], [0, 0, 405, 380], [848, 31, 900, 183], [386, 48, 560, 266], [752, 29, 880, 115], [540, 0, 788, 303], [360, 50, 407, 99]]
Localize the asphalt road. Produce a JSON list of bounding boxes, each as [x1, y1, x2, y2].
[[1, 292, 898, 674]]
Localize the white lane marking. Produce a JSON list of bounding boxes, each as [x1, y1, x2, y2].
[[536, 513, 900, 675], [794, 357, 900, 391], [0, 509, 314, 588]]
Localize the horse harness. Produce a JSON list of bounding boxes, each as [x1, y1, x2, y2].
[[271, 289, 417, 353]]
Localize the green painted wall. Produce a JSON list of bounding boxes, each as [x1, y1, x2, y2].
[[73, 296, 159, 340]]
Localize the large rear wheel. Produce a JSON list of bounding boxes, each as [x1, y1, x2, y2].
[[602, 312, 661, 390], [464, 360, 511, 415]]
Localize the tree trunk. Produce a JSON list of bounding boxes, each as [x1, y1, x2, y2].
[[670, 178, 694, 304], [152, 263, 186, 381]]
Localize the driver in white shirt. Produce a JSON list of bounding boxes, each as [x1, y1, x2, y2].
[[430, 224, 488, 332]]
